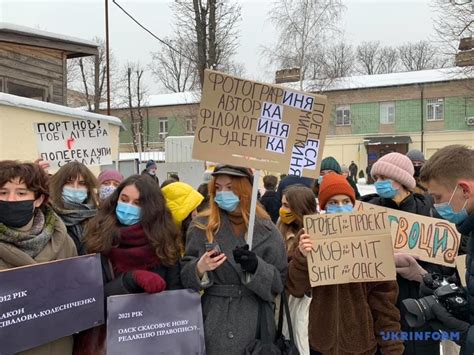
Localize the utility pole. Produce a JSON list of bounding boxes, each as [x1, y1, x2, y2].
[[105, 0, 111, 115]]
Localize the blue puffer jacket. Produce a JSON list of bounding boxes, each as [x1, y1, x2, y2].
[[461, 213, 474, 355]]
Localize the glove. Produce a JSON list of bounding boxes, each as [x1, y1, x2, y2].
[[394, 253, 427, 282], [132, 270, 167, 294], [233, 244, 258, 274], [429, 303, 470, 346]]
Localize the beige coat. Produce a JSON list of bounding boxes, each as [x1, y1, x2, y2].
[[0, 208, 77, 355]]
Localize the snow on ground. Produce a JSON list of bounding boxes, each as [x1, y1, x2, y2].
[[357, 178, 376, 197]]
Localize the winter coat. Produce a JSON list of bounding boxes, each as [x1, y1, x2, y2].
[[260, 190, 280, 223], [346, 176, 361, 199], [288, 248, 404, 355], [0, 207, 77, 355], [362, 193, 450, 355], [458, 213, 474, 355], [180, 211, 288, 355], [161, 182, 204, 227]]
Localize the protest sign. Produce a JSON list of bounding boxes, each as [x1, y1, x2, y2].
[[192, 70, 331, 177], [303, 210, 396, 287], [107, 289, 205, 355], [456, 255, 467, 288], [34, 119, 112, 169], [0, 254, 104, 354], [355, 201, 460, 267]]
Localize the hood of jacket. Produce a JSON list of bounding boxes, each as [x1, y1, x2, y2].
[[162, 182, 204, 226]]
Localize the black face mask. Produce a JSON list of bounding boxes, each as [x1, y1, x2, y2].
[[0, 200, 35, 228], [414, 166, 422, 178]]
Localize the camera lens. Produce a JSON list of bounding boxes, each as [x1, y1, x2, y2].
[[401, 296, 437, 328]]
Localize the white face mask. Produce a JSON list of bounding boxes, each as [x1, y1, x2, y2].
[[99, 185, 116, 200]]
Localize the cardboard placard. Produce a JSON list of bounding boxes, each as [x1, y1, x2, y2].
[[0, 254, 104, 354], [34, 119, 112, 169], [456, 254, 467, 288], [303, 210, 396, 287], [192, 70, 331, 177], [107, 289, 205, 355], [355, 201, 460, 267]]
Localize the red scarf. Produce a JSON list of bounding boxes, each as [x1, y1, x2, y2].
[[107, 224, 161, 274]]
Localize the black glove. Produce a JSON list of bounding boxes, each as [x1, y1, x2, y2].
[[429, 303, 470, 346], [233, 244, 258, 274]]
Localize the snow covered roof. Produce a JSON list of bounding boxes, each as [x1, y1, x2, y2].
[[0, 22, 97, 47], [0, 23, 98, 58], [94, 91, 201, 110], [289, 67, 474, 93], [0, 93, 124, 128]]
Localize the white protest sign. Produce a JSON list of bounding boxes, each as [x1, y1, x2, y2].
[[34, 119, 112, 169]]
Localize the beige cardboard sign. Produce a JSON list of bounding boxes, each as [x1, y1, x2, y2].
[[303, 210, 396, 287], [355, 201, 460, 267], [192, 70, 331, 177], [456, 254, 467, 288]]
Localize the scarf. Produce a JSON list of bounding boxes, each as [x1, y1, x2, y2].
[[0, 208, 56, 258], [53, 200, 97, 227], [107, 224, 161, 274], [457, 212, 474, 236]]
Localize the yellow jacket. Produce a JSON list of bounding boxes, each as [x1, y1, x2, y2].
[[162, 182, 204, 227]]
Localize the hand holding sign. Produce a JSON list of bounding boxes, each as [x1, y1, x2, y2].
[[298, 233, 313, 258], [394, 253, 427, 283], [131, 271, 166, 294]]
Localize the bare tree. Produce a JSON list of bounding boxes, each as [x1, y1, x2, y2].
[[319, 41, 355, 78], [432, 0, 474, 56], [69, 37, 117, 111], [398, 40, 450, 71], [356, 41, 400, 75], [150, 37, 198, 93], [356, 41, 382, 74], [172, 0, 242, 87], [264, 0, 345, 89], [378, 46, 400, 73], [120, 62, 147, 153]]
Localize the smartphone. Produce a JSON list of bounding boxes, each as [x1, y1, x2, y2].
[[205, 242, 222, 256]]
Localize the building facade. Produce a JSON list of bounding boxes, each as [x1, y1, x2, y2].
[[313, 68, 474, 177]]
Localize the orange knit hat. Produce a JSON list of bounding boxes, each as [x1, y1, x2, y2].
[[318, 172, 356, 210]]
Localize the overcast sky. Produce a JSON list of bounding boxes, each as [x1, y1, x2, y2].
[[1, 0, 437, 93]]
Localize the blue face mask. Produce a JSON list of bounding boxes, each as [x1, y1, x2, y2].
[[326, 204, 354, 214], [116, 202, 141, 226], [214, 191, 240, 212], [317, 175, 324, 185], [434, 185, 469, 225], [63, 186, 88, 204], [375, 180, 398, 199]]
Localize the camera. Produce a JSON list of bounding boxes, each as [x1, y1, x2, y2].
[[401, 273, 469, 328]]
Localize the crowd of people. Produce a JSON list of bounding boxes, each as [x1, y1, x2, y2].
[[0, 144, 473, 355]]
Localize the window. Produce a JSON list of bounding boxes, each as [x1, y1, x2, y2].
[[6, 79, 49, 101], [159, 118, 168, 139], [186, 117, 195, 134], [336, 105, 351, 126], [427, 98, 444, 121], [380, 102, 395, 124]]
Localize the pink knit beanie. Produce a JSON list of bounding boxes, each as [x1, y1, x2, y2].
[[98, 169, 124, 185], [371, 153, 416, 190]]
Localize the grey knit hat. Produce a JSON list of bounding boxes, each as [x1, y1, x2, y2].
[[406, 149, 425, 163]]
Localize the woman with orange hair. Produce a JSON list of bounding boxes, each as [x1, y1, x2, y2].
[[181, 165, 287, 355]]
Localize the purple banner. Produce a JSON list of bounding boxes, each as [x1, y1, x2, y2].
[[0, 254, 104, 354], [107, 289, 205, 355]]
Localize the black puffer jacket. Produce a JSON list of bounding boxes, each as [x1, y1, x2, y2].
[[362, 193, 453, 355]]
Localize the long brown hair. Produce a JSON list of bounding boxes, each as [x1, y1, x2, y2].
[[197, 175, 270, 242], [280, 184, 317, 233], [49, 162, 99, 208], [84, 175, 181, 266]]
